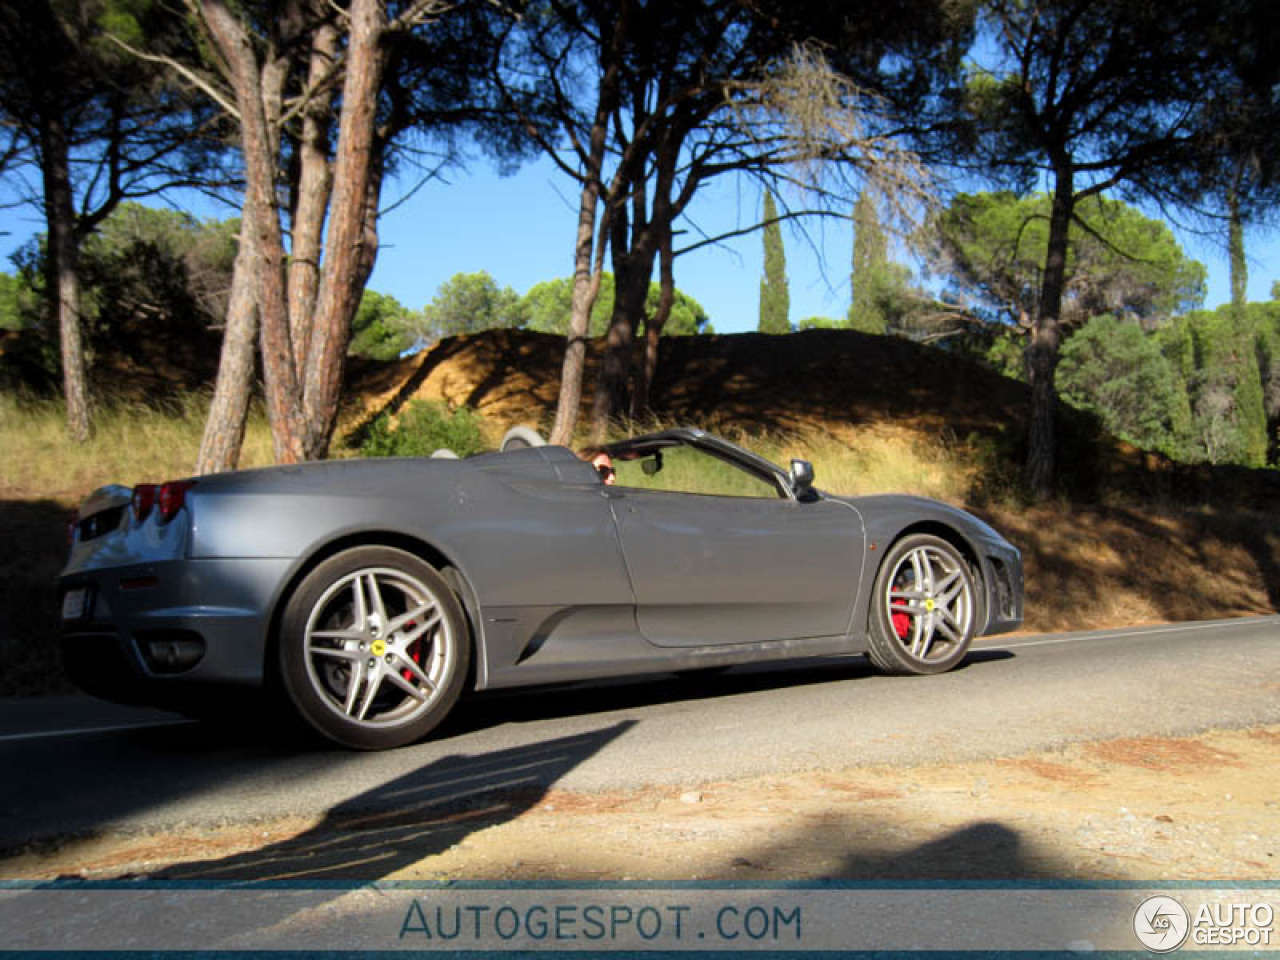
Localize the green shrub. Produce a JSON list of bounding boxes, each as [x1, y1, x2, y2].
[[359, 400, 488, 459]]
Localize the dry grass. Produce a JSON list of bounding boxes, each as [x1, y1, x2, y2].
[[603, 421, 984, 504], [766, 423, 985, 502], [0, 393, 276, 499], [0, 394, 275, 697]]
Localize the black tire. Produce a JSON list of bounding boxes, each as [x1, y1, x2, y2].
[[866, 533, 977, 676], [278, 546, 470, 750]]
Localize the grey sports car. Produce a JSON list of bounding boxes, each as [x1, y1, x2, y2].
[[59, 427, 1023, 750]]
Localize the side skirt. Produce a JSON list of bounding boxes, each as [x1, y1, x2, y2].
[[478, 604, 863, 691]]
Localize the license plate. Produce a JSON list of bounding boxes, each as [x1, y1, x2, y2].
[[61, 587, 89, 621]]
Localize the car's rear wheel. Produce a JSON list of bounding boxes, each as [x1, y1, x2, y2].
[[278, 546, 469, 750], [866, 533, 976, 675]]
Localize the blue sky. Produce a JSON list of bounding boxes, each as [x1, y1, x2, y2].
[[1, 151, 1276, 334], [372, 155, 1280, 333]]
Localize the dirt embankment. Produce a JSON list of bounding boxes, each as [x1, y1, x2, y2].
[[349, 328, 1280, 506]]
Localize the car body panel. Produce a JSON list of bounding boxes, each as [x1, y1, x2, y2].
[[609, 487, 864, 646], [58, 429, 1024, 717]]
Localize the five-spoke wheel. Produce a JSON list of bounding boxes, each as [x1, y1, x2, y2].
[[279, 547, 469, 749], [866, 533, 976, 675]]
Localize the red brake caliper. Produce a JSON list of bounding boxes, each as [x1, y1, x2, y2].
[[891, 611, 912, 639], [402, 621, 420, 682]]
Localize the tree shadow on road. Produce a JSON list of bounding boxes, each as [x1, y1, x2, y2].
[[149, 721, 633, 883]]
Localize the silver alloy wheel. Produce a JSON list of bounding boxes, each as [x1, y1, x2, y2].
[[302, 566, 455, 728], [883, 543, 974, 664]]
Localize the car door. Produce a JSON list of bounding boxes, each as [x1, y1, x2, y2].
[[607, 485, 865, 647]]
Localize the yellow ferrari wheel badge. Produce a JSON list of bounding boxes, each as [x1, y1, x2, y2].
[[924, 598, 936, 613], [371, 638, 387, 658]]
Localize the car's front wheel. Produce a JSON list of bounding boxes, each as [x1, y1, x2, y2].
[[866, 533, 976, 675], [278, 546, 469, 750]]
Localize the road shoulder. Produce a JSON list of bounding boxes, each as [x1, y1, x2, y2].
[[5, 724, 1276, 883]]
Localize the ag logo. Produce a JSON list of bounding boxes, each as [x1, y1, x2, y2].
[[1133, 895, 1190, 953]]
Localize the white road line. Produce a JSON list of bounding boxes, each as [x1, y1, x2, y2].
[[0, 718, 195, 743], [979, 617, 1280, 650]]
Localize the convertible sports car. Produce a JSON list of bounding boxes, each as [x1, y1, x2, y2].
[[59, 427, 1023, 750]]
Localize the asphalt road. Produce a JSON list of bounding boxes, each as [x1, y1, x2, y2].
[[1, 616, 1277, 851]]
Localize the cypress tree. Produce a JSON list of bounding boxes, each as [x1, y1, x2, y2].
[[1161, 308, 1269, 466], [758, 191, 790, 333], [849, 188, 889, 333]]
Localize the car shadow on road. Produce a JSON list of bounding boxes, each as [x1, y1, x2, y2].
[[147, 721, 633, 883]]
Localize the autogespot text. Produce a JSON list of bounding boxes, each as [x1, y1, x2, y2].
[[399, 899, 803, 945]]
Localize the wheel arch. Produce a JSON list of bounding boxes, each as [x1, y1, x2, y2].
[[262, 530, 483, 690], [888, 521, 980, 573]]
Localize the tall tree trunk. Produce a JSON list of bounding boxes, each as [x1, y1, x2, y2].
[[194, 221, 259, 474], [593, 283, 638, 435], [593, 206, 657, 435], [1228, 186, 1247, 310], [40, 113, 90, 442], [593, 153, 658, 435], [202, 0, 306, 464], [303, 0, 386, 460], [633, 221, 674, 418], [1025, 165, 1074, 500], [627, 134, 684, 420], [547, 2, 628, 448], [287, 17, 338, 372], [548, 186, 607, 445]]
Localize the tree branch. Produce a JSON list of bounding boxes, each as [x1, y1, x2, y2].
[[105, 33, 240, 120]]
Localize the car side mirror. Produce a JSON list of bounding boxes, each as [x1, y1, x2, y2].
[[789, 459, 815, 498], [642, 451, 663, 476]]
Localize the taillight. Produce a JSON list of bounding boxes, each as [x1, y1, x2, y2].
[[132, 483, 158, 522], [156, 480, 195, 525]]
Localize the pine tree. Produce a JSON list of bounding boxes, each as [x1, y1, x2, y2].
[[758, 191, 790, 333], [1057, 316, 1193, 458], [849, 188, 889, 333]]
